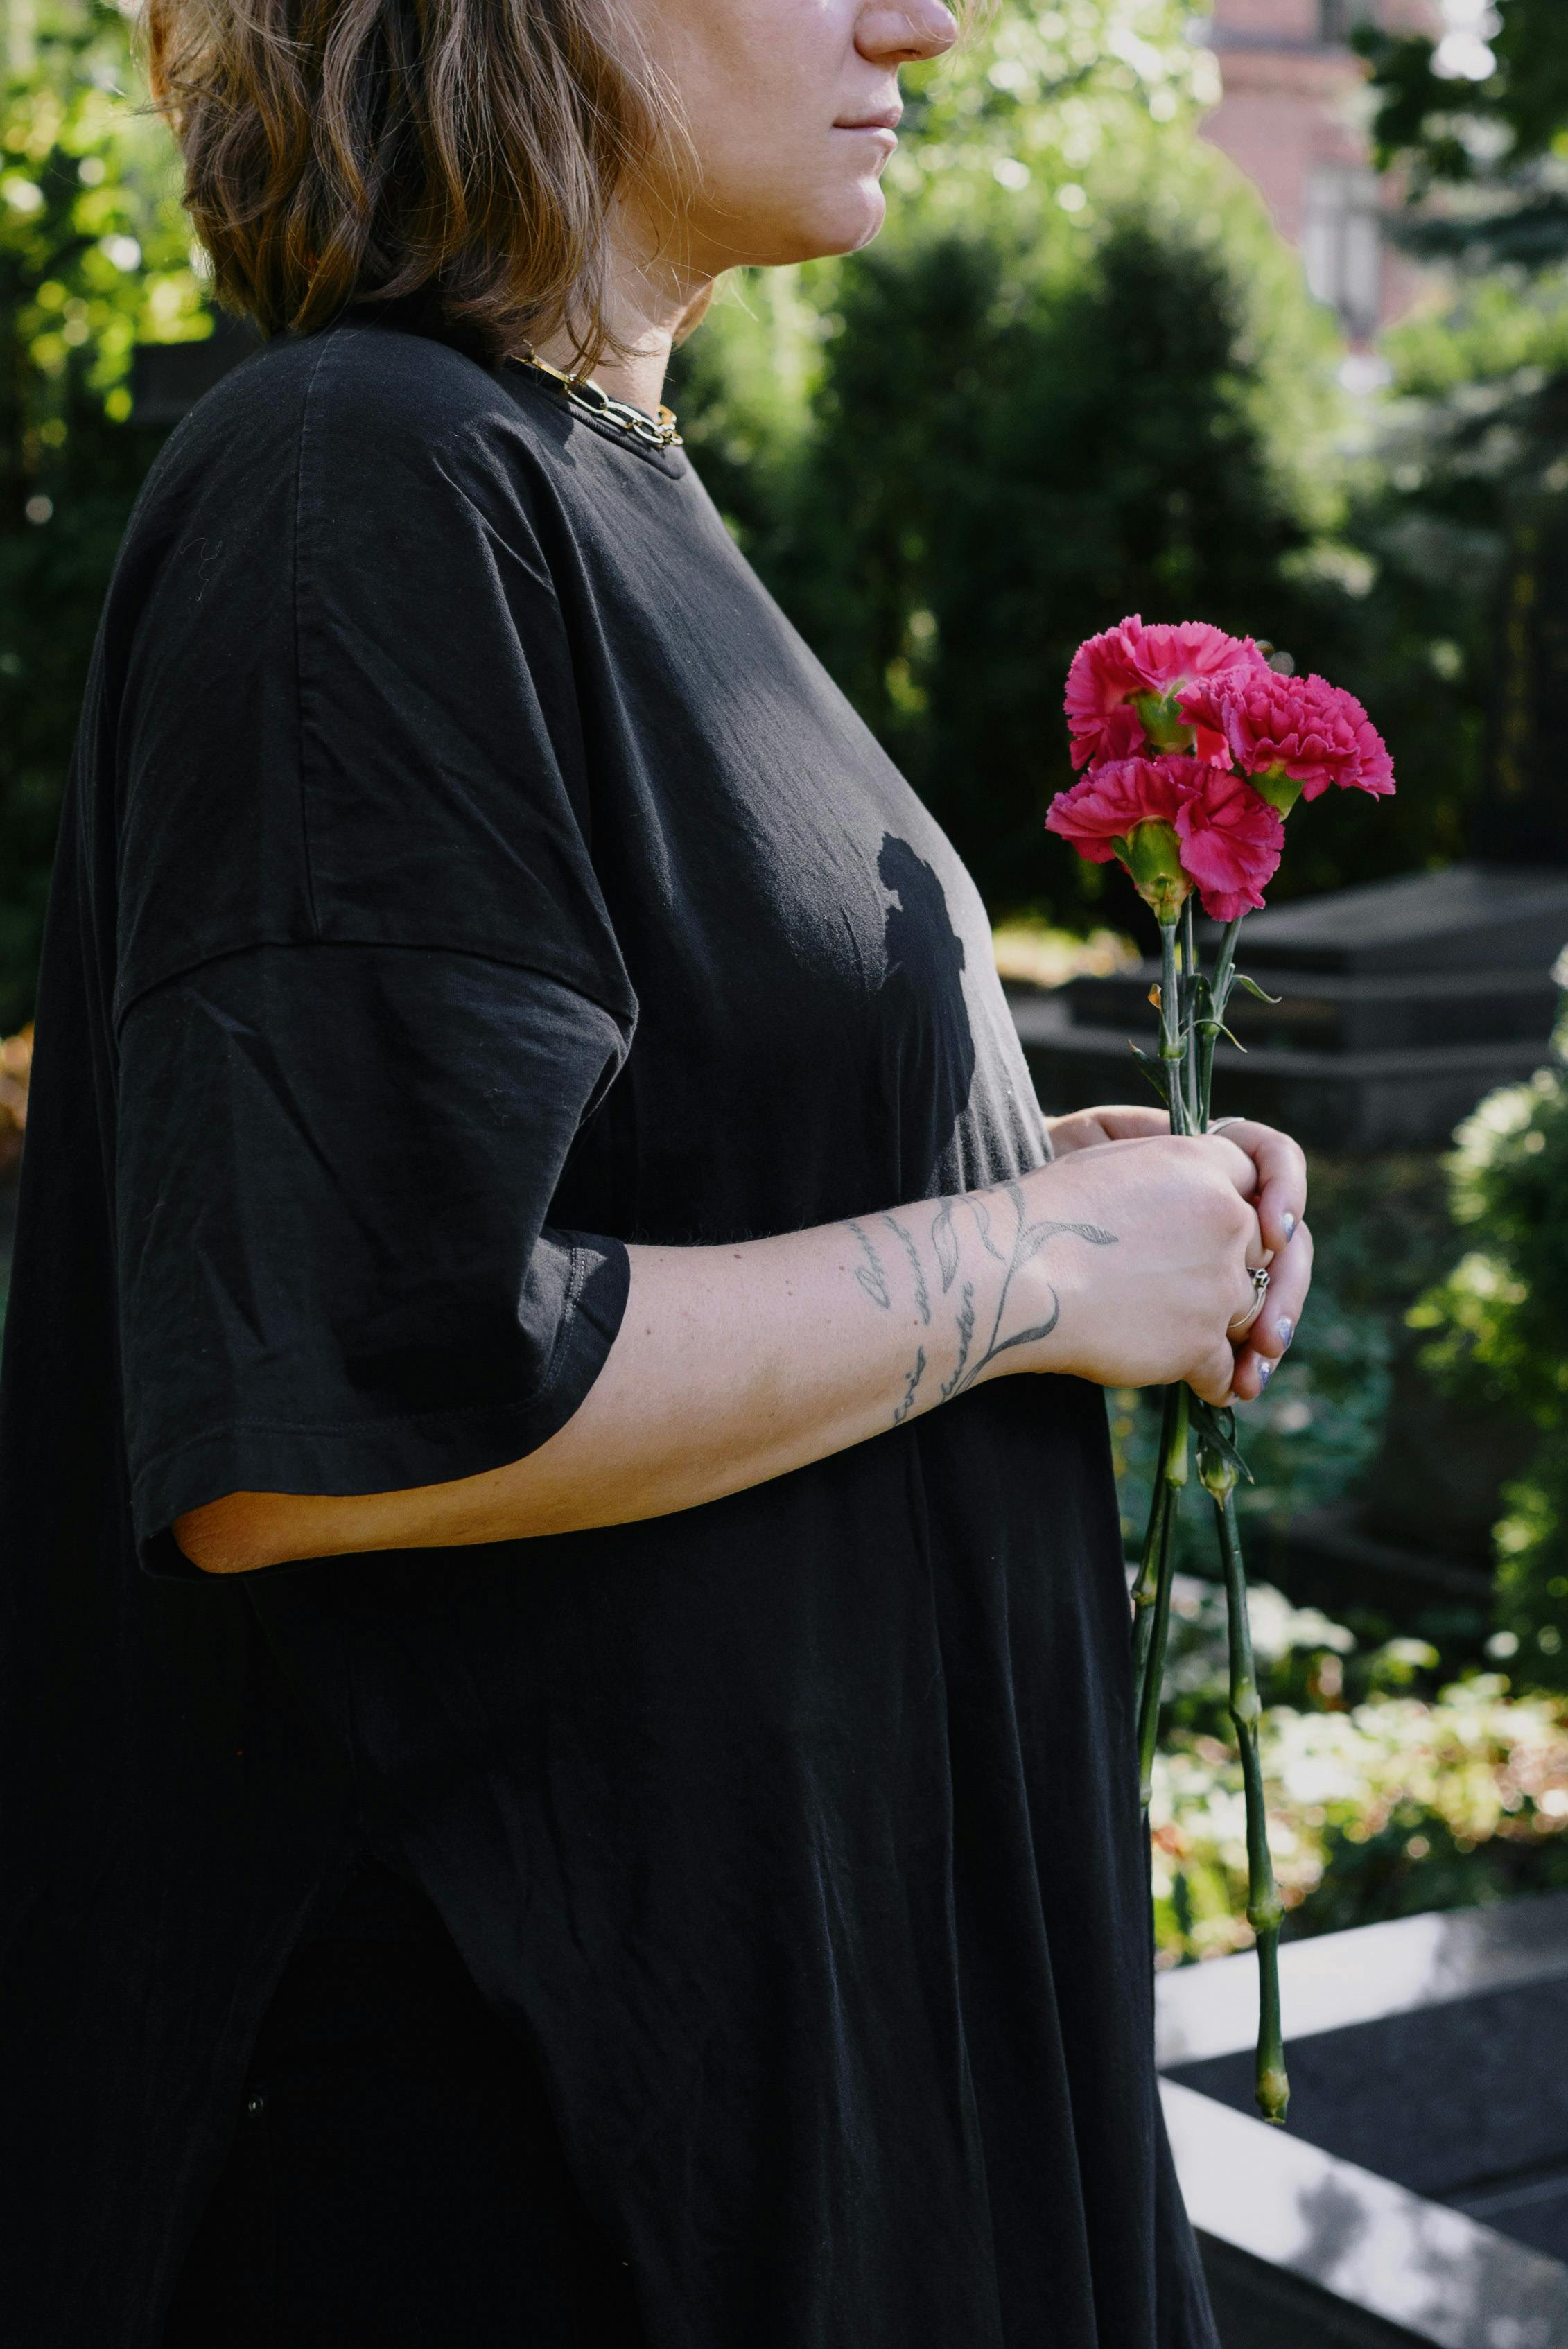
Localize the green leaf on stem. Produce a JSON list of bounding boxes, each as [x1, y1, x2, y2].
[[1193, 1406, 1254, 1489], [1129, 1042, 1169, 1107]]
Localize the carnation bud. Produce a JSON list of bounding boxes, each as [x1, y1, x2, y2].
[[1197, 1435, 1239, 1503], [1115, 820, 1192, 923]]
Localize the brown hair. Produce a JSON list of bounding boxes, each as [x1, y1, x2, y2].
[[143, 0, 677, 365]]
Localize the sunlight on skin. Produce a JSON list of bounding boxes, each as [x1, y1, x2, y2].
[[534, 0, 959, 414]]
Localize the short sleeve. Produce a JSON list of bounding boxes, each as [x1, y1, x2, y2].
[[118, 942, 630, 1578], [100, 325, 644, 1577], [111, 322, 636, 1027]]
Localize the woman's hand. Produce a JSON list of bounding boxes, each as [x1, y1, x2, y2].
[[999, 1134, 1264, 1404], [1043, 1104, 1310, 1404]]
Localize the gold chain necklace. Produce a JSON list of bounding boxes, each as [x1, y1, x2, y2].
[[514, 351, 682, 449]]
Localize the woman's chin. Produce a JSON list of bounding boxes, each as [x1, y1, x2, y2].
[[778, 185, 889, 265], [684, 184, 889, 273], [839, 184, 889, 254]]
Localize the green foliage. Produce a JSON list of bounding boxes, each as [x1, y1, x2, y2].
[[1153, 1598, 1568, 1963], [1353, 6, 1568, 886], [1357, 0, 1568, 269], [1329, 255, 1568, 891], [1, 2, 202, 1025], [1415, 1057, 1568, 1420], [1360, 2, 1568, 181], [1413, 1039, 1568, 1688], [794, 215, 1341, 914]]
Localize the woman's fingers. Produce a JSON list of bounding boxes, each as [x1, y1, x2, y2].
[[1208, 1117, 1307, 1255], [1226, 1268, 1270, 1338], [1196, 1131, 1264, 1198], [1190, 1336, 1242, 1407], [1045, 1104, 1171, 1155], [1231, 1219, 1315, 1400], [1254, 1216, 1314, 1358]]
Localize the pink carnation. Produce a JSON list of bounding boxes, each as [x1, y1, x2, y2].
[[1046, 753, 1284, 922], [1181, 669, 1396, 801], [1044, 751, 1194, 864], [1174, 766, 1285, 921], [1064, 614, 1266, 769]]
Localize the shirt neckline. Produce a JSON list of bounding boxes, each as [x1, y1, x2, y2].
[[500, 360, 687, 478]]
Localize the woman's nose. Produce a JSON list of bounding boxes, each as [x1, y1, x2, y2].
[[856, 1, 959, 68]]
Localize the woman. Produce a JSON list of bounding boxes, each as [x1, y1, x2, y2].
[[0, 1, 1312, 2343]]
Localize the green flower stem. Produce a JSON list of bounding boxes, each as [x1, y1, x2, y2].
[[1180, 900, 1201, 1133], [1158, 918, 1188, 1138], [1196, 915, 1244, 1126], [1138, 905, 1287, 2120], [1199, 1419, 1289, 2126], [1130, 1474, 1168, 1697], [1133, 1383, 1189, 1812]]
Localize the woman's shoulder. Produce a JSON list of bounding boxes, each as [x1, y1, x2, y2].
[[171, 317, 530, 489], [104, 315, 586, 651]]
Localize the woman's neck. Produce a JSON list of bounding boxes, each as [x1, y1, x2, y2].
[[532, 220, 711, 417]]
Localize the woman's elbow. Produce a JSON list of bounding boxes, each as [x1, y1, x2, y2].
[[172, 1493, 283, 1576]]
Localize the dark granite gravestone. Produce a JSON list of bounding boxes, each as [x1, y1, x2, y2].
[[1013, 864, 1568, 1152], [1157, 1893, 1568, 2347]]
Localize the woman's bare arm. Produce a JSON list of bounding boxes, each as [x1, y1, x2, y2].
[[177, 1128, 1307, 1575]]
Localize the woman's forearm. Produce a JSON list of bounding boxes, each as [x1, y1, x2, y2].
[[176, 1175, 1099, 1573], [178, 1120, 1309, 1577]]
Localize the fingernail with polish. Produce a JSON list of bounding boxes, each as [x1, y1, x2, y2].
[[1282, 1212, 1296, 1242], [1276, 1318, 1294, 1350], [1258, 1359, 1273, 1388]]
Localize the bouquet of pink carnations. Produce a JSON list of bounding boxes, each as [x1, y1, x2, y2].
[[1046, 616, 1395, 2125]]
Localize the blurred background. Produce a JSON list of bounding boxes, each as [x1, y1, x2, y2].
[[7, 1, 1568, 2331]]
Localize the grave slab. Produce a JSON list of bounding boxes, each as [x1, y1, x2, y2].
[[1236, 866, 1568, 979], [1158, 1895, 1568, 2345], [1013, 864, 1568, 1150], [1163, 2080, 1568, 2349]]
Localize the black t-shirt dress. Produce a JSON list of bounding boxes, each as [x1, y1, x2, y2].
[[0, 313, 1218, 2349]]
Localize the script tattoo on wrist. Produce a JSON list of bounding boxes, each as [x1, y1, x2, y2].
[[894, 1346, 927, 1424], [842, 1185, 1119, 1427], [882, 1213, 930, 1325], [846, 1219, 891, 1309], [940, 1280, 976, 1401]]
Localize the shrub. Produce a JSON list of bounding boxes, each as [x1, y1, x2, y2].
[[1, 4, 204, 1026], [1151, 1582, 1568, 1963], [1412, 1031, 1568, 1688]]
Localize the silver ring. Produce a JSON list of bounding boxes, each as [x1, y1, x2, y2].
[[1227, 1266, 1270, 1340]]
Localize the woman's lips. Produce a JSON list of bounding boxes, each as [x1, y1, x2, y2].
[[833, 116, 900, 151]]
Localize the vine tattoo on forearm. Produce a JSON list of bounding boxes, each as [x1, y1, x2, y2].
[[842, 1185, 1118, 1426]]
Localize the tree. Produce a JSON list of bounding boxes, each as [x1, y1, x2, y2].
[[1356, 1, 1568, 868], [1358, 0, 1568, 268], [0, 1, 204, 1026], [1412, 1049, 1568, 1690]]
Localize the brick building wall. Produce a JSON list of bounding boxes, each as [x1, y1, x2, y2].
[[1198, 0, 1440, 344]]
